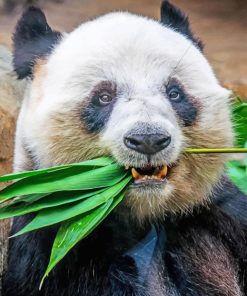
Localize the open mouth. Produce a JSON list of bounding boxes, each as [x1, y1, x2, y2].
[[129, 164, 169, 185]]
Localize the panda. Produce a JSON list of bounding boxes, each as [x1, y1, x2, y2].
[[3, 1, 247, 295]]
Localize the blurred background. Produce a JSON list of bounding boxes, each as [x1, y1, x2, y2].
[[0, 0, 247, 98]]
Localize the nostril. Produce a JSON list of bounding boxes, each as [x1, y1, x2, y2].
[[156, 136, 171, 148], [124, 137, 141, 149], [128, 138, 141, 146]]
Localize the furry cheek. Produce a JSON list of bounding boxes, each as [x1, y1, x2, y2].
[[26, 102, 110, 167]]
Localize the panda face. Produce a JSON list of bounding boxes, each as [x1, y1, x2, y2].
[[15, 8, 233, 221]]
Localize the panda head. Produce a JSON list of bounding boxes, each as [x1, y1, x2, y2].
[[13, 2, 233, 221]]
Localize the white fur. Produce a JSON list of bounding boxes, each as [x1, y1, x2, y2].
[[14, 12, 233, 219], [16, 12, 230, 164]]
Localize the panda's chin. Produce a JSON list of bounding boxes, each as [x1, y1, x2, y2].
[[124, 174, 174, 222], [130, 179, 167, 191]]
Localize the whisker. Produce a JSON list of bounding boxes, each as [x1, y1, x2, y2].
[[168, 43, 193, 79]]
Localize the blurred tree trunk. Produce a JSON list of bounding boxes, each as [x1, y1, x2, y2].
[[0, 45, 25, 294], [1, 0, 64, 13]]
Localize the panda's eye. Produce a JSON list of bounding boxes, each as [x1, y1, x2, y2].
[[168, 88, 181, 102], [165, 79, 186, 103], [98, 93, 113, 106]]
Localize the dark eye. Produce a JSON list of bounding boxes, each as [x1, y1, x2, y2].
[[168, 88, 181, 101], [98, 93, 113, 106]]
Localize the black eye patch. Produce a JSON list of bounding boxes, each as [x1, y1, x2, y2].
[[82, 81, 117, 133], [166, 78, 198, 126]]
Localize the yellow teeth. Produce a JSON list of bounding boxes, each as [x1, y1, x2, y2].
[[131, 165, 169, 181], [131, 168, 141, 180], [156, 165, 168, 178]]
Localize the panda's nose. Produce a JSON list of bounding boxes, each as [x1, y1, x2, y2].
[[124, 133, 171, 155]]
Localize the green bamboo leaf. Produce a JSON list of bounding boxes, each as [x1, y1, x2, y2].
[[0, 193, 51, 208], [232, 100, 247, 147], [41, 190, 125, 287], [0, 193, 50, 213], [0, 163, 126, 203], [227, 161, 247, 194], [0, 157, 114, 183], [233, 101, 247, 114], [14, 193, 52, 203], [12, 176, 132, 236], [0, 188, 106, 219]]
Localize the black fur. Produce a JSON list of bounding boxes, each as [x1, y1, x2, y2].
[[82, 81, 117, 133], [13, 7, 62, 79], [160, 1, 203, 51], [82, 101, 116, 133], [166, 78, 198, 126], [213, 176, 247, 225], [3, 179, 247, 295]]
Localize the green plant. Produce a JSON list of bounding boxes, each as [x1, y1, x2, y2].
[[0, 98, 246, 285], [232, 98, 247, 147], [226, 98, 247, 194], [0, 157, 132, 285]]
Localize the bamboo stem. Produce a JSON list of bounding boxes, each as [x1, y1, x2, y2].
[[184, 148, 247, 154]]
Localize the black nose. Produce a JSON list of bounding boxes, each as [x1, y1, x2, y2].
[[124, 133, 171, 155]]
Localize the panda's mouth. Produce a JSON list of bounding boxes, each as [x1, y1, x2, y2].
[[130, 164, 169, 185]]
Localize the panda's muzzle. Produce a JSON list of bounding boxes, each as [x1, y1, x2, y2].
[[123, 123, 173, 185]]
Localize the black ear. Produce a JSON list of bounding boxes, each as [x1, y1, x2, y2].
[[160, 1, 203, 51], [13, 7, 62, 79]]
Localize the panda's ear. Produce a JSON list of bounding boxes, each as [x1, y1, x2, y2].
[[13, 7, 62, 79], [160, 1, 203, 51]]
